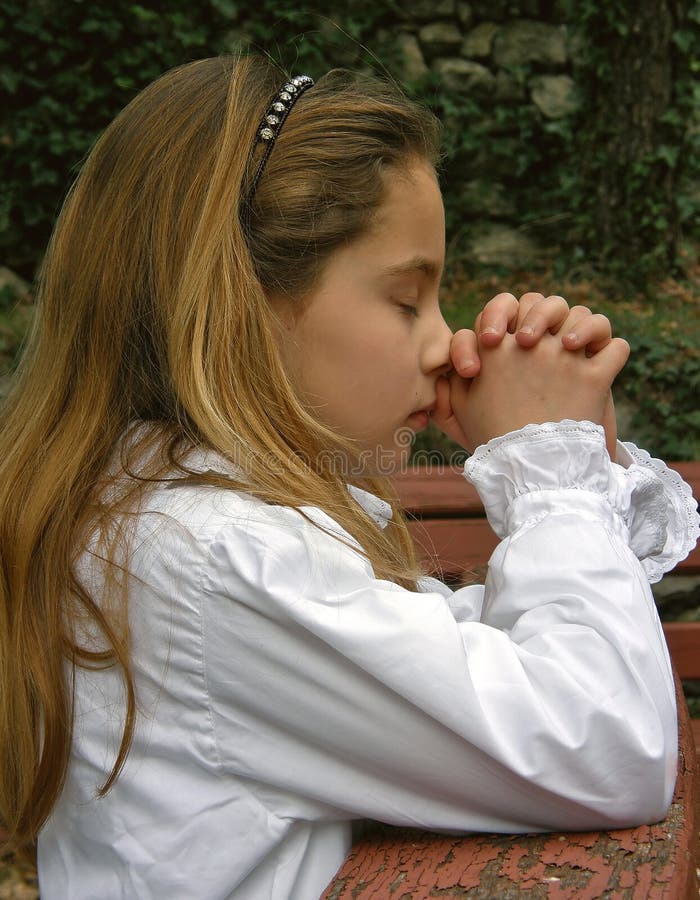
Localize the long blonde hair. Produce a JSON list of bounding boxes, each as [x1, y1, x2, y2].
[[0, 54, 441, 850]]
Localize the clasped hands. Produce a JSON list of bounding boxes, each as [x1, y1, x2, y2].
[[432, 293, 630, 459]]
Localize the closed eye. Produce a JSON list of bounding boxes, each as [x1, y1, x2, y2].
[[399, 302, 419, 317]]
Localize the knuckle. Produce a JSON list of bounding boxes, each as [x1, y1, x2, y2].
[[616, 337, 631, 357], [518, 292, 545, 305], [543, 295, 570, 309], [487, 292, 518, 306]]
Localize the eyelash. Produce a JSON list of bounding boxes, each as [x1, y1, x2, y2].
[[399, 302, 419, 318]]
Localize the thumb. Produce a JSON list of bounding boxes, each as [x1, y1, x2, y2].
[[592, 337, 631, 382], [431, 374, 472, 450]]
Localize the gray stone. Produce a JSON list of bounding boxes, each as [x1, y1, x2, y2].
[[456, 2, 473, 27], [418, 22, 463, 59], [462, 22, 499, 59], [432, 58, 496, 96], [530, 75, 579, 118], [467, 225, 541, 265], [395, 32, 430, 81], [493, 20, 567, 68], [460, 180, 515, 217]]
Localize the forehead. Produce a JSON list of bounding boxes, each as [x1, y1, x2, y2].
[[348, 161, 446, 275]]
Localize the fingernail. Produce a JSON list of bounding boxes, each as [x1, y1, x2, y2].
[[565, 332, 579, 344], [518, 326, 534, 336], [458, 358, 475, 371], [480, 326, 498, 336]]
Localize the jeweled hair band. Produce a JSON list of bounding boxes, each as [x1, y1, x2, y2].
[[245, 74, 315, 205]]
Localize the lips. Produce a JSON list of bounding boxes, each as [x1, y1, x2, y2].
[[407, 401, 435, 432], [410, 400, 436, 418], [406, 411, 428, 435]]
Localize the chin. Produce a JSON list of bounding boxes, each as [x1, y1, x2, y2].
[[352, 423, 415, 477], [380, 443, 412, 477]]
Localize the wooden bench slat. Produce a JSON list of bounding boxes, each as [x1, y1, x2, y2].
[[409, 517, 700, 576], [408, 519, 499, 576], [393, 461, 700, 516], [392, 469, 483, 515], [662, 622, 700, 680]]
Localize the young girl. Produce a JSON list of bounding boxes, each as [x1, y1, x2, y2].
[[0, 55, 697, 900]]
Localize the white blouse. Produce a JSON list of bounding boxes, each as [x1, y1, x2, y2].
[[37, 421, 700, 900]]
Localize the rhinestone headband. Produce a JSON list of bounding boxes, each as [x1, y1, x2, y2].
[[245, 74, 315, 205]]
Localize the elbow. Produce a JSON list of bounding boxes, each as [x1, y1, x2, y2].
[[538, 707, 679, 831], [608, 700, 679, 827], [575, 723, 679, 830], [603, 751, 677, 828]]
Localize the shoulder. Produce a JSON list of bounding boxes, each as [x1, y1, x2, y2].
[[129, 448, 370, 577]]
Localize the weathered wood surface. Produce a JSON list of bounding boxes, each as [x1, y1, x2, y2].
[[392, 462, 700, 578], [663, 622, 700, 679], [663, 622, 700, 755], [322, 676, 699, 899]]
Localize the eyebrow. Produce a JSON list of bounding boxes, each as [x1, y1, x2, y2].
[[378, 255, 442, 280]]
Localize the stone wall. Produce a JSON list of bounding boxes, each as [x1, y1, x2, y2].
[[381, 1, 578, 267], [220, 3, 698, 275]]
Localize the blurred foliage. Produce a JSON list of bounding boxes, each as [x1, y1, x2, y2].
[[0, 0, 233, 274], [560, 0, 700, 285], [0, 0, 698, 458], [2, 1, 700, 281]]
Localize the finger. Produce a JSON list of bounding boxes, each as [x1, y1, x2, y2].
[[433, 373, 452, 419], [515, 294, 570, 346], [589, 337, 631, 381], [450, 329, 481, 377], [477, 293, 519, 345], [432, 374, 473, 450], [559, 304, 593, 335], [513, 292, 546, 332], [561, 312, 613, 354]]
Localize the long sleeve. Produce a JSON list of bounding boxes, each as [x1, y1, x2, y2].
[[199, 421, 686, 834], [39, 424, 697, 899]]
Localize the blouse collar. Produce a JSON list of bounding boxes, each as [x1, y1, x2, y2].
[[346, 484, 393, 530], [179, 445, 393, 530]]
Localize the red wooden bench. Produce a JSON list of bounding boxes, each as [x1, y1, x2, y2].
[[323, 461, 700, 899]]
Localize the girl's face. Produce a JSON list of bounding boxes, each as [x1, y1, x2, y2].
[[275, 160, 452, 475]]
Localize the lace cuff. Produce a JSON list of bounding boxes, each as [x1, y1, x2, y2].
[[614, 441, 700, 583], [463, 421, 699, 583]]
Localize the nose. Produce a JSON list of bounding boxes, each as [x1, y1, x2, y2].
[[421, 308, 453, 377]]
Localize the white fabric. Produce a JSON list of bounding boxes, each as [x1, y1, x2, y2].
[[37, 421, 698, 900]]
